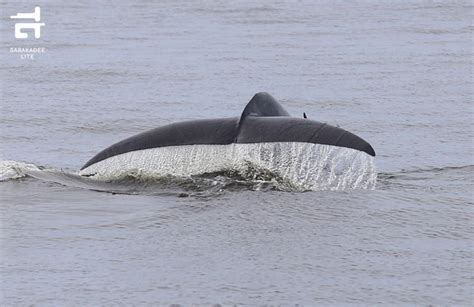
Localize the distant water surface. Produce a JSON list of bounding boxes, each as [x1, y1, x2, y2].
[[0, 1, 473, 305]]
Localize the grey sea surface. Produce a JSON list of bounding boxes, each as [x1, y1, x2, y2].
[[0, 0, 473, 305]]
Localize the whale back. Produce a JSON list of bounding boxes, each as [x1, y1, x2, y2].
[[81, 92, 375, 171]]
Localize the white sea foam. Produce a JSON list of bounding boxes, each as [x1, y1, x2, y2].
[[0, 160, 41, 181], [80, 142, 377, 191]]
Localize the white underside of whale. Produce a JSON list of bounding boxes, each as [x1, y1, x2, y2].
[[79, 142, 377, 191]]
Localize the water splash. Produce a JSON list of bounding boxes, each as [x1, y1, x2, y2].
[[80, 143, 377, 191]]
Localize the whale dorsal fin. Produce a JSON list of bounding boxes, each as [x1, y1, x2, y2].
[[234, 92, 291, 142], [240, 92, 290, 121]]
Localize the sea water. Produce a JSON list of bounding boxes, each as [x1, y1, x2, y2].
[[0, 1, 472, 305]]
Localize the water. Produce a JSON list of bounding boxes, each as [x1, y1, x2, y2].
[[1, 0, 473, 305]]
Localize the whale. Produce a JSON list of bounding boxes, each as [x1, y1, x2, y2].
[[80, 92, 375, 178]]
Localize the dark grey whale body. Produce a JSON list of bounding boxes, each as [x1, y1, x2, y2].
[[81, 92, 375, 171]]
